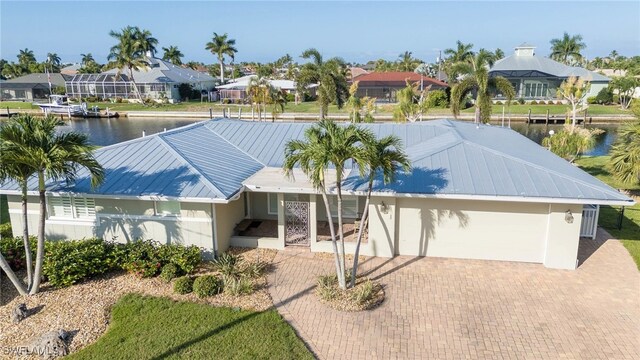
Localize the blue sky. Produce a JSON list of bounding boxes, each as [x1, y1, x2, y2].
[[1, 1, 639, 65]]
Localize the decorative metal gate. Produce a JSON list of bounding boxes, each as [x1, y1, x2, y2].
[[285, 201, 310, 246]]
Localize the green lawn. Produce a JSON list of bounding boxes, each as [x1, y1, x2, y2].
[[1, 100, 630, 116], [576, 156, 640, 269], [68, 294, 313, 360]]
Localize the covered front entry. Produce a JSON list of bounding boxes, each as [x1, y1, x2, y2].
[[285, 200, 310, 246]]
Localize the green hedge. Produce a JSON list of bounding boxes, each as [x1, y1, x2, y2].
[[0, 237, 202, 288]]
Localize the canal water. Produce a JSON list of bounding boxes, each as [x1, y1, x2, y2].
[[57, 117, 619, 156]]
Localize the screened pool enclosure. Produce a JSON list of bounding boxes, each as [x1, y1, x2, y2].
[[65, 74, 171, 100]]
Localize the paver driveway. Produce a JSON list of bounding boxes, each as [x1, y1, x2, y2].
[[268, 229, 640, 359]]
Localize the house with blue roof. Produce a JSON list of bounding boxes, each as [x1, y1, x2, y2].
[[489, 44, 610, 101], [0, 119, 634, 270]]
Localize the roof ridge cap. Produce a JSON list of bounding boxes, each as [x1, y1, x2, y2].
[[204, 121, 267, 166], [460, 139, 625, 198], [154, 135, 226, 198]]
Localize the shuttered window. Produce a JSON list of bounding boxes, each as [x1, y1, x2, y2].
[[48, 196, 96, 219]]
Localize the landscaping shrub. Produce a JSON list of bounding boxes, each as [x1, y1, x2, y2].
[[494, 100, 503, 105], [212, 252, 243, 278], [160, 263, 180, 283], [587, 97, 598, 104], [156, 243, 201, 274], [530, 100, 538, 105], [426, 89, 449, 108], [0, 222, 12, 239], [351, 279, 376, 305], [119, 240, 201, 278], [193, 275, 222, 298], [518, 98, 525, 105], [223, 275, 253, 296], [612, 94, 620, 104], [595, 87, 614, 105], [286, 93, 296, 102], [114, 97, 123, 103], [43, 239, 119, 287], [0, 236, 27, 271], [173, 276, 194, 294], [555, 100, 563, 105], [316, 274, 338, 301], [242, 260, 266, 279]]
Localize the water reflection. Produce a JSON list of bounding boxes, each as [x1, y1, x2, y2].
[[56, 117, 619, 156]]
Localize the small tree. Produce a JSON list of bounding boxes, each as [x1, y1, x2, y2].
[[557, 76, 590, 128], [270, 88, 288, 121], [609, 76, 639, 110], [247, 76, 272, 121], [542, 124, 603, 163], [608, 102, 640, 184], [393, 81, 430, 122], [345, 82, 376, 123]]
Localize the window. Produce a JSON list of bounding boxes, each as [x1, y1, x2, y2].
[[150, 84, 165, 92], [48, 196, 95, 219], [328, 196, 359, 219], [267, 193, 278, 215], [155, 201, 181, 216]]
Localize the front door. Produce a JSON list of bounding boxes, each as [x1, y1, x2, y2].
[[285, 200, 309, 246]]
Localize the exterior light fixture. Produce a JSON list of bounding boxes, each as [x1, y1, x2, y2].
[[565, 210, 574, 224], [381, 201, 389, 214]]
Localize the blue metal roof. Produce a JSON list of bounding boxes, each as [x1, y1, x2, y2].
[[0, 119, 633, 205]]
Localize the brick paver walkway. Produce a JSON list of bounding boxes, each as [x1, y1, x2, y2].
[[268, 229, 640, 359]]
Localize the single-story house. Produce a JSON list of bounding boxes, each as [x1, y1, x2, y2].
[[489, 44, 610, 100], [351, 72, 448, 102], [0, 119, 633, 270], [216, 75, 315, 102], [65, 56, 216, 102], [0, 73, 69, 101], [61, 64, 81, 75]]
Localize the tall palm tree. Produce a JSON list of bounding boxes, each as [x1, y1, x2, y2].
[[0, 114, 104, 295], [397, 51, 419, 72], [1, 62, 25, 79], [162, 45, 184, 65], [270, 88, 288, 120], [493, 48, 505, 60], [205, 32, 237, 83], [81, 53, 95, 66], [46, 52, 61, 72], [296, 48, 349, 119], [284, 120, 365, 289], [450, 49, 515, 123], [550, 32, 586, 65], [108, 26, 150, 102], [17, 48, 36, 66], [350, 134, 410, 287], [443, 41, 474, 81], [133, 28, 158, 57]]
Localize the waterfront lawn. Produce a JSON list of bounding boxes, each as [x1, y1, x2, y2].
[[69, 294, 313, 360], [459, 104, 631, 116], [576, 156, 640, 269], [0, 101, 39, 109]]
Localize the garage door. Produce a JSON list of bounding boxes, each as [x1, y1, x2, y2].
[[395, 198, 547, 263]]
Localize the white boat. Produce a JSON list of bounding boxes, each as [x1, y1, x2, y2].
[[36, 95, 86, 116]]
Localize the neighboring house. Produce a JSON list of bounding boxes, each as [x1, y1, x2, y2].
[[1, 119, 633, 270], [216, 75, 316, 101], [489, 44, 610, 100], [0, 73, 69, 101], [61, 64, 81, 75], [349, 67, 370, 81], [351, 72, 448, 102], [65, 56, 216, 102]]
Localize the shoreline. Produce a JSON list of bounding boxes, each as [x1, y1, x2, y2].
[[3, 108, 635, 124]]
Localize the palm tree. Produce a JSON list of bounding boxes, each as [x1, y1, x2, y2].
[[17, 48, 36, 66], [246, 76, 272, 121], [284, 120, 365, 289], [350, 134, 410, 287], [397, 51, 419, 72], [205, 32, 237, 83], [81, 53, 95, 66], [450, 49, 515, 123], [1, 62, 25, 79], [133, 28, 158, 57], [493, 48, 505, 60], [296, 48, 349, 119], [443, 41, 474, 81], [162, 45, 184, 65], [108, 26, 150, 102], [46, 53, 61, 72], [270, 88, 288, 121], [0, 114, 104, 295], [609, 105, 640, 184], [550, 32, 586, 65]]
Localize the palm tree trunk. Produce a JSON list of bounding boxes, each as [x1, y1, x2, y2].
[[336, 182, 346, 289], [350, 182, 372, 288], [320, 189, 344, 287], [29, 172, 46, 295], [219, 60, 225, 83], [0, 252, 27, 295], [21, 181, 33, 289], [129, 67, 143, 104]]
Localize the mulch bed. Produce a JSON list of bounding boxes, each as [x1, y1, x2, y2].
[[0, 247, 277, 357], [316, 277, 385, 312]]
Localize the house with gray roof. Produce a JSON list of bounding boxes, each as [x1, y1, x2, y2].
[[489, 44, 610, 101], [0, 73, 69, 101], [0, 119, 633, 270], [65, 56, 216, 102]]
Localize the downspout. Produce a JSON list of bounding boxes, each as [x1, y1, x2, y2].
[[211, 203, 219, 258]]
